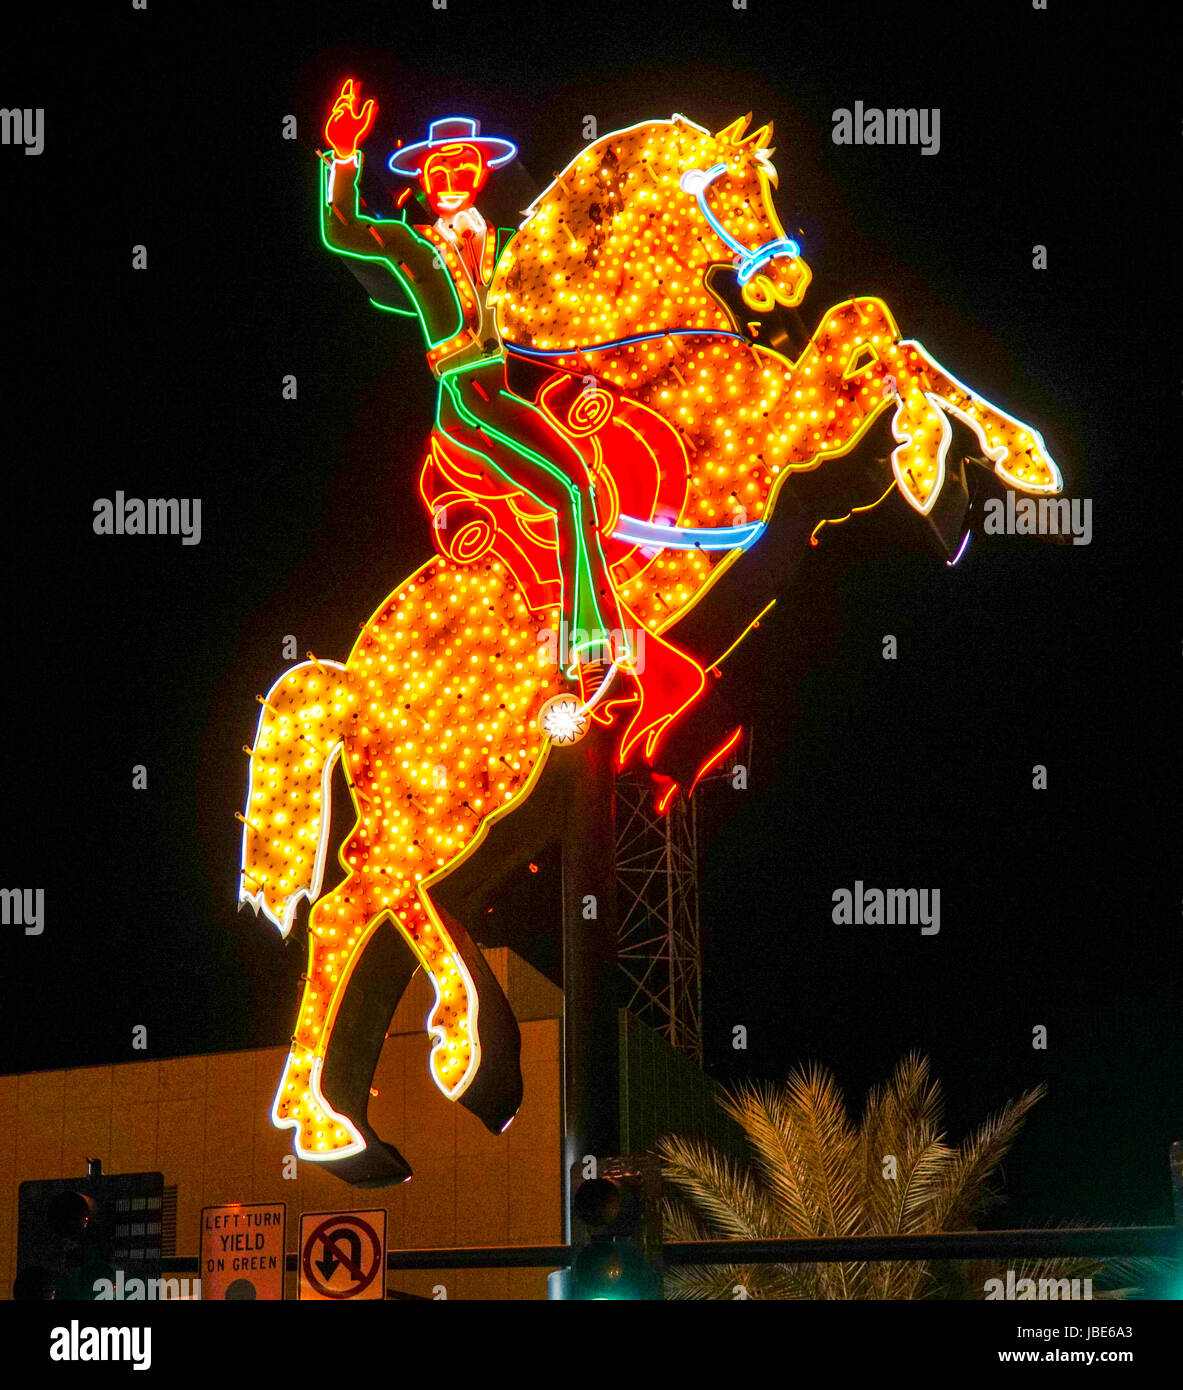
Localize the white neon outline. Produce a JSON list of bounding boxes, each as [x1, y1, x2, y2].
[[946, 532, 971, 567], [325, 154, 358, 206], [237, 659, 350, 940]]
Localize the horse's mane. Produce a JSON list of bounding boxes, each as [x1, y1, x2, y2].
[[491, 114, 779, 352]]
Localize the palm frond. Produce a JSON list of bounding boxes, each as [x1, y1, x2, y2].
[[656, 1133, 779, 1240], [932, 1085, 1045, 1232], [782, 1063, 863, 1237], [661, 1058, 1061, 1300], [719, 1081, 817, 1236]]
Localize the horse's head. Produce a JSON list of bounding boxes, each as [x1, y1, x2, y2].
[[491, 114, 811, 349], [677, 113, 812, 315]]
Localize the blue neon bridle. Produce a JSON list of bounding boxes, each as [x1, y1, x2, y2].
[[678, 163, 800, 285]]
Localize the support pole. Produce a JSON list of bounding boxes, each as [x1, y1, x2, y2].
[[560, 724, 620, 1242]]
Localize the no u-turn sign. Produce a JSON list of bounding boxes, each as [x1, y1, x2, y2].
[[299, 1209, 387, 1300]]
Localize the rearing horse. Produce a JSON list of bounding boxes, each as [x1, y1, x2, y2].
[[238, 112, 1061, 1183]]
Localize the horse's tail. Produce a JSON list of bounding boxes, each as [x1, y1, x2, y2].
[[238, 659, 358, 937]]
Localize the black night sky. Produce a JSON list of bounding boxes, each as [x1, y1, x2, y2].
[[3, 0, 1177, 1244]]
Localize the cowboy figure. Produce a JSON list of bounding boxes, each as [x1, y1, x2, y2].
[[320, 79, 705, 761]]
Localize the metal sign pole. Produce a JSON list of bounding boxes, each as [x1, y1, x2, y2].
[[559, 724, 621, 1245]]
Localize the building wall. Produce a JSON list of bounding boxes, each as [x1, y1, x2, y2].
[[1, 949, 563, 1300], [619, 1010, 747, 1161]]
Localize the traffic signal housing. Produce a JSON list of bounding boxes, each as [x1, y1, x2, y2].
[[570, 1154, 664, 1300], [15, 1162, 164, 1300]]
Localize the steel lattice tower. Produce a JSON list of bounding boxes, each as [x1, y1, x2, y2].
[[615, 770, 703, 1058], [614, 730, 752, 1059]]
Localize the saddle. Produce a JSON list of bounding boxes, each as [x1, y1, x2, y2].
[[419, 355, 692, 610]]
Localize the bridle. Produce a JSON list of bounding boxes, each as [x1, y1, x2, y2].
[[678, 163, 800, 285]]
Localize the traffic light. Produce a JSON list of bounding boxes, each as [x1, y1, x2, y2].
[[15, 1161, 164, 1301], [570, 1154, 664, 1300]]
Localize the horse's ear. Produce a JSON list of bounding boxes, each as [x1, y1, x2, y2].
[[715, 113, 753, 145]]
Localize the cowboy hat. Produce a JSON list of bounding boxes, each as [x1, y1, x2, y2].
[[388, 117, 517, 176]]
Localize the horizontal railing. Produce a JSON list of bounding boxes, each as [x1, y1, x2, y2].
[[663, 1228, 1183, 1264], [162, 1225, 1181, 1275]]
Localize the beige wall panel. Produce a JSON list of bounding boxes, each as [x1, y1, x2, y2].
[[18, 1070, 64, 1113], [64, 1066, 112, 1113], [160, 1054, 208, 1103], [106, 1103, 157, 1175], [110, 1061, 159, 1110]]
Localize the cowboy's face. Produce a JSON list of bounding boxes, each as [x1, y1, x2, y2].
[[421, 143, 488, 216]]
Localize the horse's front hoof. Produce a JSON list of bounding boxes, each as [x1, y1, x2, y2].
[[321, 1136, 414, 1188], [457, 1040, 524, 1135], [429, 914, 525, 1133]]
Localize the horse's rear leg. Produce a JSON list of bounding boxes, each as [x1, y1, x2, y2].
[[421, 890, 523, 1133], [272, 875, 413, 1181], [317, 914, 421, 1185], [318, 811, 523, 1135], [375, 879, 523, 1134]]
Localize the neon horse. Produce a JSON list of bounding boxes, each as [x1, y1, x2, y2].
[[239, 110, 1062, 1184]]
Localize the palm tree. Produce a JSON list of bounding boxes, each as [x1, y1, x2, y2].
[[657, 1053, 1128, 1299]]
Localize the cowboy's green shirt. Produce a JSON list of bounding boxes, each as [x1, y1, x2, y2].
[[320, 152, 515, 356]]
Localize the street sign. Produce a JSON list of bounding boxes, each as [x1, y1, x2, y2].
[[299, 1209, 387, 1301], [200, 1202, 286, 1300]]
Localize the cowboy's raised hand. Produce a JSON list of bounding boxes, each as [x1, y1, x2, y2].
[[324, 77, 377, 161]]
